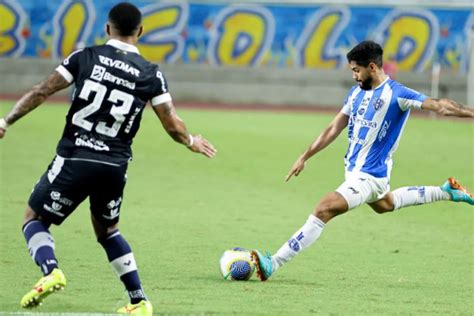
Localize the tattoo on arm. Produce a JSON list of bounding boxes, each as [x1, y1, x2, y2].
[[154, 101, 191, 145], [167, 131, 189, 144], [439, 98, 473, 117], [5, 71, 70, 125], [162, 102, 176, 116]]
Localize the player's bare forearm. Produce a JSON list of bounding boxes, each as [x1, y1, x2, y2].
[[4, 71, 70, 125], [285, 113, 348, 181], [152, 101, 217, 158], [422, 98, 474, 118], [153, 101, 192, 146], [301, 112, 349, 161]]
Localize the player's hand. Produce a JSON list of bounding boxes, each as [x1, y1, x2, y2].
[[285, 156, 306, 182], [188, 134, 217, 158], [0, 118, 7, 139]]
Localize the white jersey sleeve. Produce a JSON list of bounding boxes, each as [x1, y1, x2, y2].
[[341, 85, 359, 116], [396, 85, 428, 111], [55, 49, 84, 83], [150, 67, 172, 106]]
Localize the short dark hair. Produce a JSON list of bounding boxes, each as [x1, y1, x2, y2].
[[108, 2, 142, 36], [346, 41, 384, 68]]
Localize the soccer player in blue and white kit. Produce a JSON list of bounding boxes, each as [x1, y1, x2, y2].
[[251, 41, 474, 281]]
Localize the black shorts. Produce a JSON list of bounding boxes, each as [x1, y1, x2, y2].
[[29, 155, 128, 226]]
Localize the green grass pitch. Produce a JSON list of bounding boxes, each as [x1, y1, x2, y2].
[[0, 102, 473, 314]]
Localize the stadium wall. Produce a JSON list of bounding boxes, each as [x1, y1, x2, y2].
[[0, 0, 471, 106], [0, 59, 468, 107]]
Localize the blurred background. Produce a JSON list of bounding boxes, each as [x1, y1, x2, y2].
[[0, 0, 473, 108]]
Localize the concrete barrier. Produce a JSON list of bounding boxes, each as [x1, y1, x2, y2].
[[0, 58, 468, 107]]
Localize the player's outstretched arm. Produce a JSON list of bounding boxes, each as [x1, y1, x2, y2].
[[0, 71, 71, 139], [285, 112, 349, 182], [152, 101, 216, 158], [422, 98, 474, 118]]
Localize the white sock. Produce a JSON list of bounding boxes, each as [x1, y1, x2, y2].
[[392, 186, 450, 210], [271, 214, 325, 272]]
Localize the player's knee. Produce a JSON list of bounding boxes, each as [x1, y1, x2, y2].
[[96, 226, 119, 243], [23, 206, 52, 227], [97, 230, 114, 244], [314, 202, 338, 222]]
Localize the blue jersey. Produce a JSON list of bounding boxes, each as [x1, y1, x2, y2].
[[341, 78, 427, 178]]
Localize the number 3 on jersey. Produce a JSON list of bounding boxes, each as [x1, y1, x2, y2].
[[72, 80, 133, 137]]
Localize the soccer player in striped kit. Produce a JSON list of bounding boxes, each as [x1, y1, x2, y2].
[[251, 41, 474, 281]]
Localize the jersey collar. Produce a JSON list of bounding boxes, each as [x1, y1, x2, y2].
[[373, 76, 390, 90], [106, 39, 140, 55]]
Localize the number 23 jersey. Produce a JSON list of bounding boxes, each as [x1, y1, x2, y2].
[[54, 39, 171, 165]]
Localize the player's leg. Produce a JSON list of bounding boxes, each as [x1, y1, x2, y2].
[[369, 177, 473, 213], [90, 163, 152, 315], [252, 192, 348, 281], [269, 192, 348, 267], [252, 174, 380, 281], [21, 206, 67, 308], [22, 207, 58, 276], [21, 156, 87, 308], [93, 216, 152, 314]]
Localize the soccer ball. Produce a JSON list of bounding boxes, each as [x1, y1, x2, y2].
[[219, 247, 255, 281]]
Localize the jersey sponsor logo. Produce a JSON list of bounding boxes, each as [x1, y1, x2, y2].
[[91, 64, 106, 81], [103, 207, 119, 220], [354, 118, 377, 129], [98, 55, 140, 77], [358, 107, 366, 115], [51, 202, 62, 211], [50, 191, 61, 201], [43, 203, 65, 217], [377, 120, 391, 142], [50, 191, 73, 206], [103, 71, 136, 90], [373, 98, 385, 110], [91, 64, 136, 90], [103, 197, 122, 220], [106, 197, 121, 209], [75, 135, 110, 151]]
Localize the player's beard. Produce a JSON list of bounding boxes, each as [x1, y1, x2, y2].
[[358, 76, 373, 90]]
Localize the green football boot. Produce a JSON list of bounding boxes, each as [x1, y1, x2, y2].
[[117, 300, 153, 315], [441, 177, 474, 205], [251, 250, 273, 281], [21, 268, 66, 308]]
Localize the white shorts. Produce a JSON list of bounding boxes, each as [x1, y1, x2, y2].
[[336, 172, 390, 210]]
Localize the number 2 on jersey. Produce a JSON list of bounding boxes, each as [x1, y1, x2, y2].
[[72, 80, 133, 137]]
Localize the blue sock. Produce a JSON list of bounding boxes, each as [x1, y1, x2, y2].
[[22, 220, 58, 276], [99, 231, 146, 304]]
